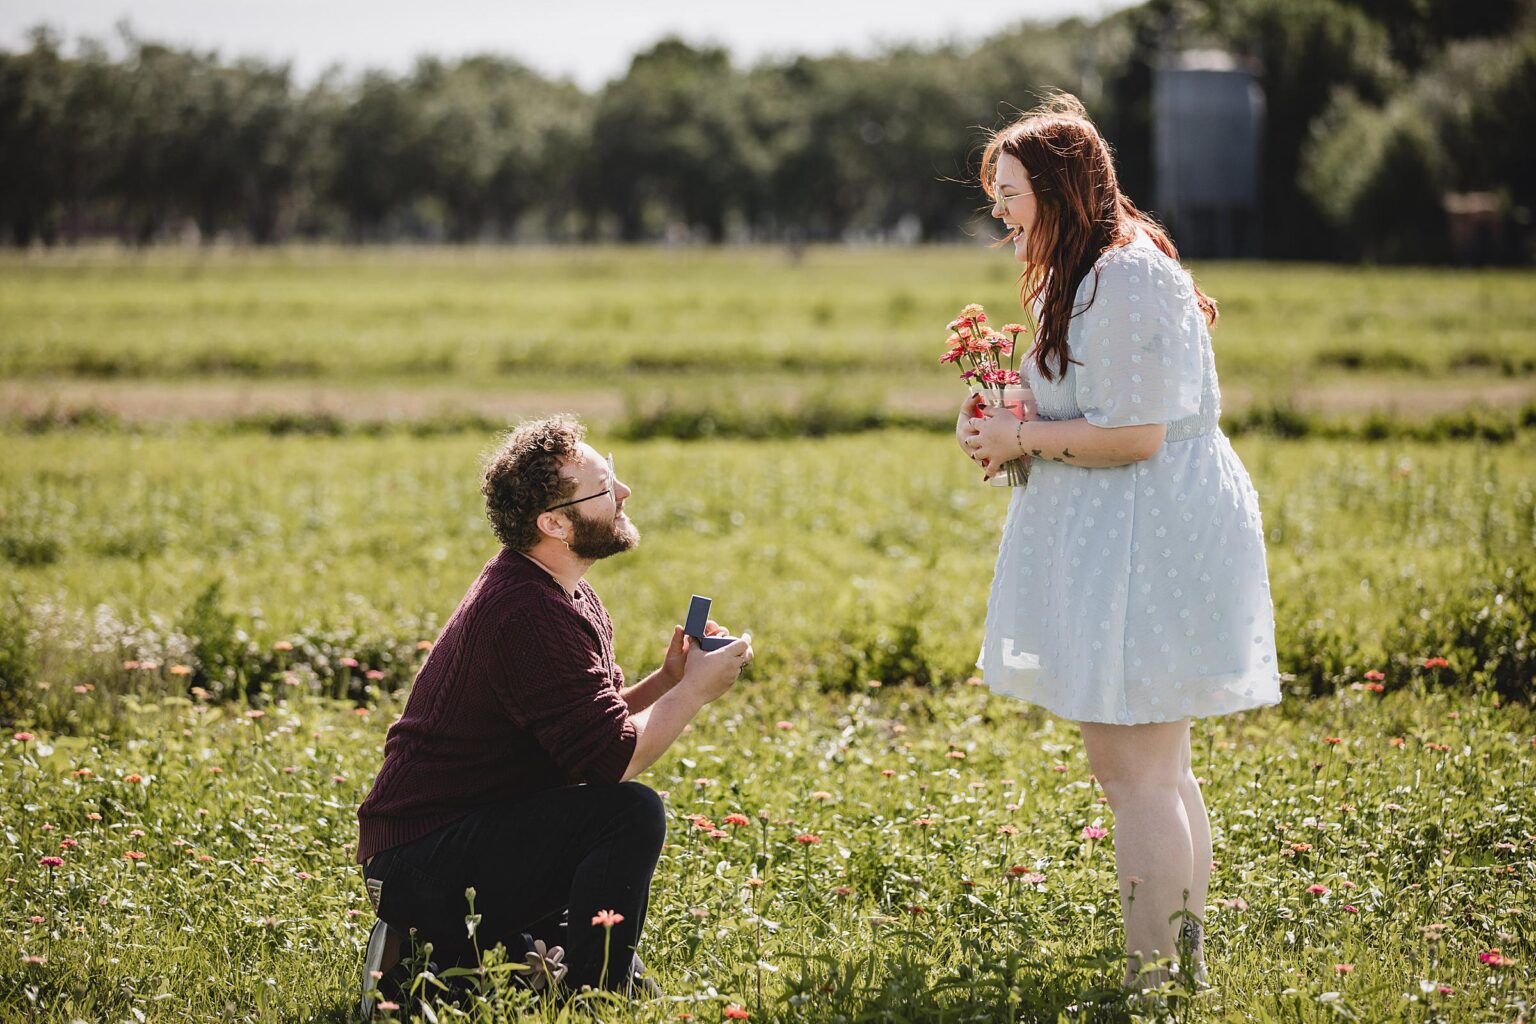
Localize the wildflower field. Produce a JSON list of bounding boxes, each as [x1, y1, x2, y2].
[[0, 249, 1533, 1022]]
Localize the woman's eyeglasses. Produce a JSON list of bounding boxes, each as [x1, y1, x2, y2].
[[545, 453, 616, 512], [992, 189, 1045, 206]]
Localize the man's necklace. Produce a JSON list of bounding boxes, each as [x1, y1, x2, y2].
[[521, 551, 580, 601]]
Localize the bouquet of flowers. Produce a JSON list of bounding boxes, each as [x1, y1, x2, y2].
[[941, 303, 1033, 487]]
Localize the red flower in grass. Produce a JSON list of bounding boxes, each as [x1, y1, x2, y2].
[[723, 814, 750, 827], [1363, 670, 1385, 681], [795, 833, 821, 845], [1479, 949, 1511, 967], [1307, 884, 1329, 895], [723, 1006, 750, 1019], [1423, 657, 1450, 669], [123, 851, 146, 861], [38, 856, 63, 868]]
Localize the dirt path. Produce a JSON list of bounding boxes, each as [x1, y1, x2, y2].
[[2, 376, 1532, 425]]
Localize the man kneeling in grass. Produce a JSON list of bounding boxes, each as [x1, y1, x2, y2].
[[355, 416, 752, 1015]]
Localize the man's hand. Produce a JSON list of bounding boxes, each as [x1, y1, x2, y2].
[[660, 620, 731, 687], [621, 630, 756, 783], [678, 633, 754, 704]]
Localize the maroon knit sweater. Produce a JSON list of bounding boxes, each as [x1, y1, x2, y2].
[[355, 548, 638, 864]]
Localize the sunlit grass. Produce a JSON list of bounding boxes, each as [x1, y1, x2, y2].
[[2, 247, 1531, 386], [2, 681, 1532, 1022]]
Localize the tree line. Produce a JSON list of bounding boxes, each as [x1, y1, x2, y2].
[[1, 0, 1531, 260]]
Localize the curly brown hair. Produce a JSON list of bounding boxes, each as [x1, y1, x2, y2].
[[482, 416, 586, 551]]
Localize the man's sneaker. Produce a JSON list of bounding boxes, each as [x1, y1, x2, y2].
[[519, 934, 568, 994], [629, 953, 662, 997], [358, 917, 404, 1021]]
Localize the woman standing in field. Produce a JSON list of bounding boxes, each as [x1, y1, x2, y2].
[[958, 95, 1281, 995]]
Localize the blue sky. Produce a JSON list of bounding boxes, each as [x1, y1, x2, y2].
[[4, 0, 1140, 89]]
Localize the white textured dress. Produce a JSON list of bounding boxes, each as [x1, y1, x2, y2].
[[979, 235, 1282, 724]]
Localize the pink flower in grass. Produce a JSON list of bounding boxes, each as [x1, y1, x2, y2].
[[1080, 826, 1108, 841], [591, 909, 625, 928]]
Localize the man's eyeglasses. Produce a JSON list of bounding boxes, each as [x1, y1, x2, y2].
[[545, 453, 615, 512]]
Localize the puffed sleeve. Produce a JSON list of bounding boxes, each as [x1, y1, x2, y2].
[[1072, 247, 1203, 427]]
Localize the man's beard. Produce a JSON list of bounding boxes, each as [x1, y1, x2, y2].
[[567, 506, 640, 561]]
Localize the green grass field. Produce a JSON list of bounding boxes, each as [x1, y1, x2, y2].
[[0, 249, 1533, 1021], [2, 248, 1533, 418]]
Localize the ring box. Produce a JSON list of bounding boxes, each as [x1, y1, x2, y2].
[[685, 595, 739, 652]]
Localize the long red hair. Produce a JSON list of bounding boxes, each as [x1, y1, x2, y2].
[[980, 94, 1217, 383]]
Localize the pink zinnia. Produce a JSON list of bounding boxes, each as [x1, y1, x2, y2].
[[1479, 949, 1510, 967], [12, 732, 33, 743], [38, 856, 63, 868], [723, 814, 750, 827], [123, 851, 146, 861], [795, 833, 821, 845], [1307, 884, 1329, 895], [1081, 826, 1108, 840], [591, 909, 625, 928]]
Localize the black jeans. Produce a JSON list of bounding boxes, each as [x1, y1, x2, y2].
[[363, 781, 666, 992]]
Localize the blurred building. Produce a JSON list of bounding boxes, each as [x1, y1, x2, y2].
[[1152, 51, 1264, 259]]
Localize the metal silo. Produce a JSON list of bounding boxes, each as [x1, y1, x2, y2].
[[1153, 51, 1264, 258]]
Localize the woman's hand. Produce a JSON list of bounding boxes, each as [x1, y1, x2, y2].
[[956, 393, 985, 464], [963, 407, 1032, 480]]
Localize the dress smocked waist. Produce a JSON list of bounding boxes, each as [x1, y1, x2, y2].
[[1164, 411, 1220, 443]]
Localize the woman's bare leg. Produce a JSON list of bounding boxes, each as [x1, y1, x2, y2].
[[1178, 729, 1212, 979], [1079, 719, 1194, 989]]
